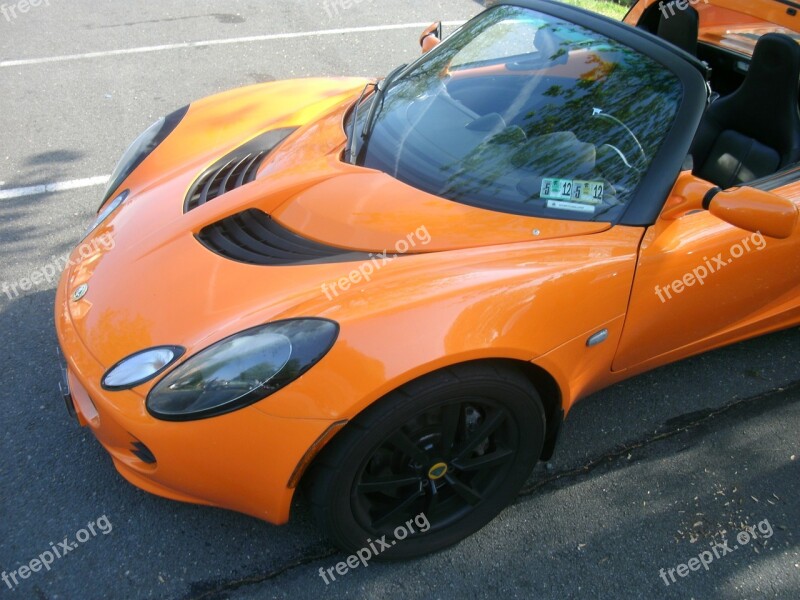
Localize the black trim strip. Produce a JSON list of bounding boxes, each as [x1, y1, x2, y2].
[[751, 165, 800, 191], [702, 186, 722, 210]]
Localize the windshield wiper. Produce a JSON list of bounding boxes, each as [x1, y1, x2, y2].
[[361, 63, 408, 142], [347, 82, 375, 165]]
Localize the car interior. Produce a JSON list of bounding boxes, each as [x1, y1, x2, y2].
[[637, 3, 800, 190]]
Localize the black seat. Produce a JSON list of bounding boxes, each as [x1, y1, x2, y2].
[[657, 3, 699, 55], [691, 33, 800, 189]]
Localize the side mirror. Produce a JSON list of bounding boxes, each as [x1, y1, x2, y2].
[[419, 21, 442, 53], [706, 186, 798, 239]]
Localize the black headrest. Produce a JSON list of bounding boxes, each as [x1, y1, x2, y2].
[[723, 33, 800, 157], [742, 33, 800, 108], [657, 3, 699, 55]]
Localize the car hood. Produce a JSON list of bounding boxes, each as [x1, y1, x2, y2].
[[61, 77, 611, 367]]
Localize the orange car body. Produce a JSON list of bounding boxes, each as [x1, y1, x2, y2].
[[56, 0, 800, 525], [625, 0, 800, 54]]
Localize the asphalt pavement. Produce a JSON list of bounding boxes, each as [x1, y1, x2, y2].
[[1, 1, 798, 598]]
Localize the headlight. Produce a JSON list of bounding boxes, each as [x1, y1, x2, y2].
[[99, 105, 189, 208], [147, 319, 339, 421], [102, 346, 185, 391]]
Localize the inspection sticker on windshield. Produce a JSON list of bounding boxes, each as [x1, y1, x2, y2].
[[541, 178, 604, 204]]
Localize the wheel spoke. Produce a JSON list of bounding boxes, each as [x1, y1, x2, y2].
[[452, 446, 514, 472], [387, 430, 430, 465], [372, 484, 425, 528], [358, 475, 421, 494], [439, 403, 461, 459], [453, 410, 507, 462], [444, 472, 482, 505], [425, 483, 441, 517]]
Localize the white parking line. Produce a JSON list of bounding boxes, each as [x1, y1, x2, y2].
[[0, 176, 109, 200], [0, 21, 465, 68]]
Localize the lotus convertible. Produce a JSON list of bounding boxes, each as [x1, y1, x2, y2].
[[55, 0, 800, 557]]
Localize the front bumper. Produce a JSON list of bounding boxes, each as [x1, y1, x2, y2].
[[54, 274, 339, 524]]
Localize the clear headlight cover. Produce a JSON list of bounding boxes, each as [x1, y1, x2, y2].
[[102, 346, 185, 391], [147, 319, 339, 421]]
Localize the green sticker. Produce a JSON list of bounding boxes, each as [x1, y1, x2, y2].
[[541, 178, 604, 204]]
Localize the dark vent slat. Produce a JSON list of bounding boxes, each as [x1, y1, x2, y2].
[[219, 155, 253, 197], [200, 222, 275, 265], [219, 214, 303, 261], [233, 213, 310, 260], [196, 209, 370, 266], [238, 152, 267, 187], [198, 159, 236, 207], [187, 173, 212, 211], [238, 210, 336, 256]]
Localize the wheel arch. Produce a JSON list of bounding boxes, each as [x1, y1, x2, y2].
[[296, 357, 564, 493]]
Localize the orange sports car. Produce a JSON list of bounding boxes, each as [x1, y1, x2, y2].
[[56, 0, 800, 558]]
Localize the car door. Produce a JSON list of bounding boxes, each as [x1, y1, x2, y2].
[[612, 172, 800, 372]]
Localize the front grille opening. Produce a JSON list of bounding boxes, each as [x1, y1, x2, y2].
[[130, 440, 157, 465], [185, 151, 269, 211], [196, 209, 369, 266]]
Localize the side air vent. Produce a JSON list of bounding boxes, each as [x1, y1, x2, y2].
[[131, 440, 157, 465], [183, 127, 298, 213], [185, 152, 268, 211], [196, 209, 370, 266]]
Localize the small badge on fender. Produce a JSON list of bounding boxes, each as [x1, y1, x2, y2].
[[71, 284, 89, 302]]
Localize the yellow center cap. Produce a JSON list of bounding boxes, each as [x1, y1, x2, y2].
[[427, 462, 448, 480]]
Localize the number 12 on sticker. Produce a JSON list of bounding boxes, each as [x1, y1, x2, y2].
[[541, 178, 604, 204]]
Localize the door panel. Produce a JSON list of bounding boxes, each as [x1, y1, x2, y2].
[[613, 180, 800, 371]]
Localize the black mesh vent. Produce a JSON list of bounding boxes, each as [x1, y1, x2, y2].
[[196, 209, 370, 266]]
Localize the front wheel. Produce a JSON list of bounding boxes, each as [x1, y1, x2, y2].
[[305, 363, 546, 559]]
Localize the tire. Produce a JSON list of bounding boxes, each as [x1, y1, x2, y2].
[[304, 362, 546, 559]]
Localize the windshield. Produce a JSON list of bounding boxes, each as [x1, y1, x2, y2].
[[349, 5, 684, 222]]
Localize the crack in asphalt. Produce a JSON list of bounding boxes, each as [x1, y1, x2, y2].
[[185, 547, 339, 600], [519, 379, 800, 497], [185, 379, 800, 599]]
